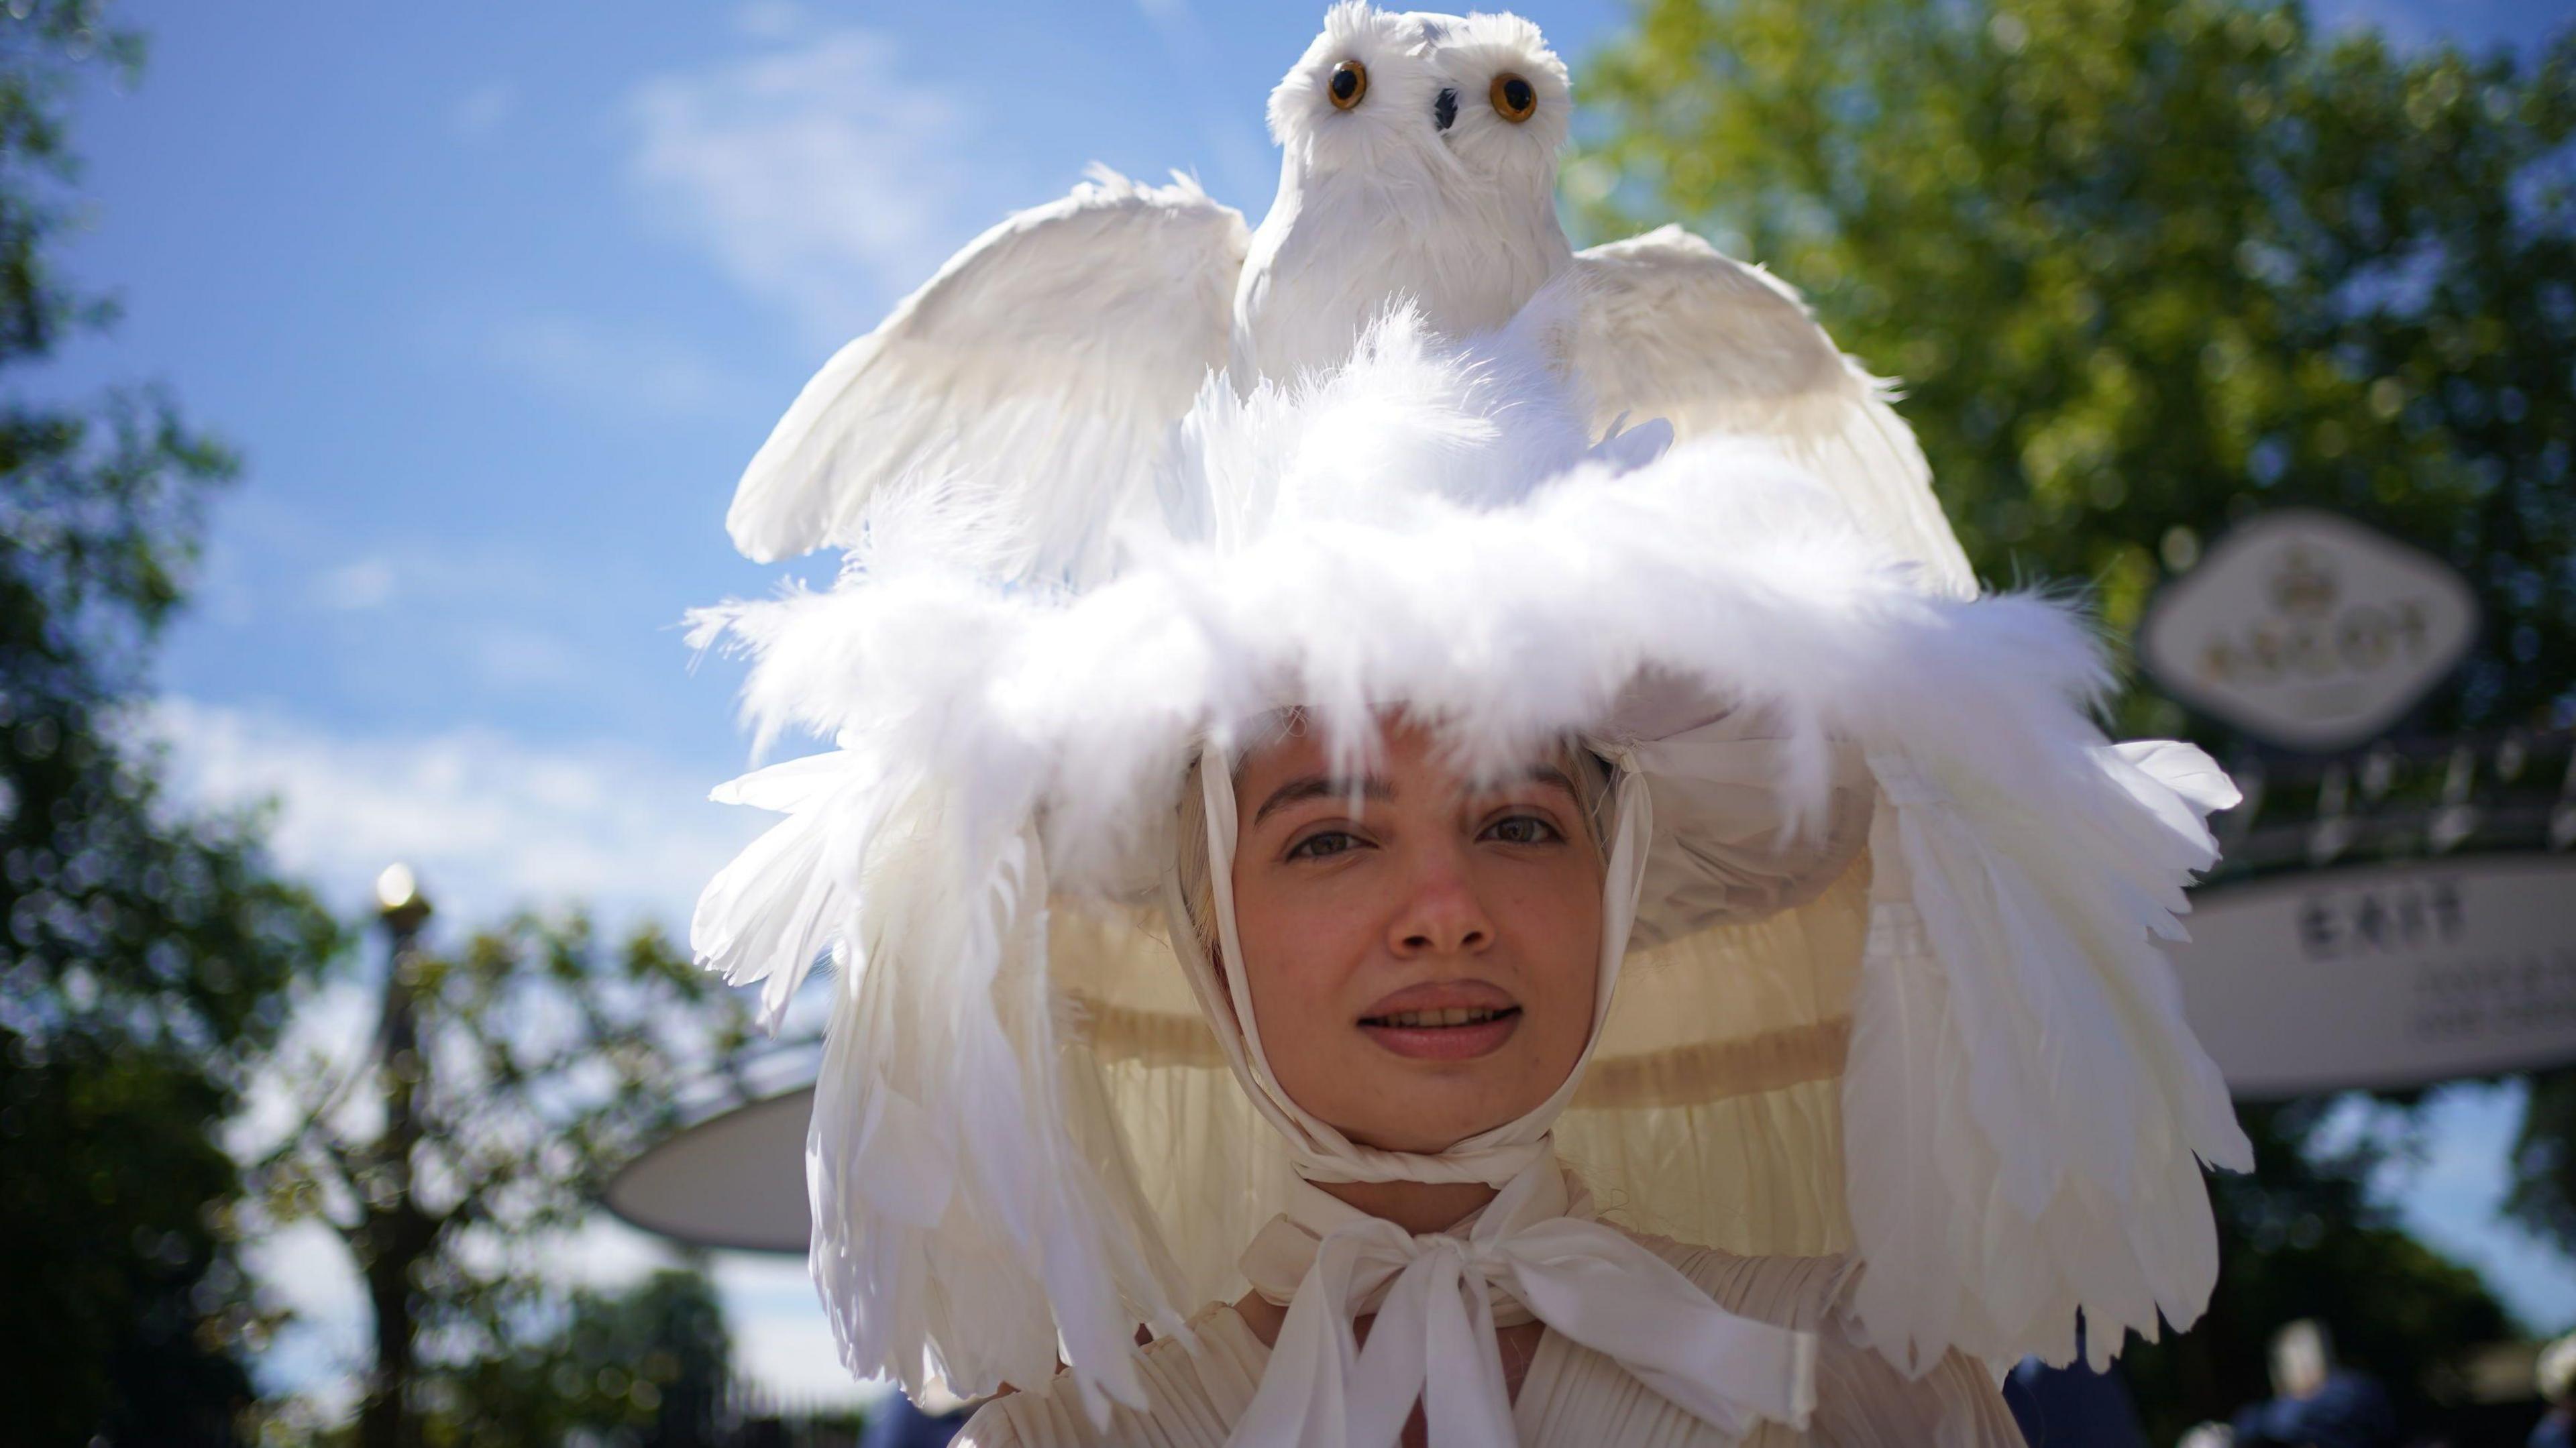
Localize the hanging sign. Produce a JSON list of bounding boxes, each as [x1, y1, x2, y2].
[[2162, 854, 2576, 1098], [606, 1086, 810, 1253], [2139, 510, 2477, 753]]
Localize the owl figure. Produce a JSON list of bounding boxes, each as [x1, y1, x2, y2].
[[725, 4, 1972, 596]]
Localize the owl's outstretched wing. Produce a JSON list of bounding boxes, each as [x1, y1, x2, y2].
[[727, 169, 1250, 573], [1572, 226, 1976, 596]]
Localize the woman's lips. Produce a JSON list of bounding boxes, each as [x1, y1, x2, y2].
[[1356, 990, 1524, 1061], [1358, 1008, 1521, 1060]]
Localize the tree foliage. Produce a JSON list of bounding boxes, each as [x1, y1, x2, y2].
[[248, 913, 755, 1447], [0, 3, 340, 1443], [2510, 1068, 2576, 1262], [430, 1267, 734, 1448], [1574, 0, 2576, 737]]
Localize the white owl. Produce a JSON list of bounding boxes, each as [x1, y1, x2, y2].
[[725, 3, 1974, 596]]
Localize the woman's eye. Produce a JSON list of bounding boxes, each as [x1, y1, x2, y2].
[[1287, 830, 1361, 860], [1483, 814, 1563, 846]]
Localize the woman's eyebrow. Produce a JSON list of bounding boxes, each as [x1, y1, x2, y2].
[[1251, 773, 1393, 826], [1516, 764, 1580, 799], [1466, 764, 1581, 802]]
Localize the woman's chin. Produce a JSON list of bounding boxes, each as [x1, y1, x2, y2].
[[1332, 1076, 1554, 1154]]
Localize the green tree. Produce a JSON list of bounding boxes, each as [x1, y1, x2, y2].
[[433, 1267, 734, 1448], [0, 3, 340, 1443], [248, 911, 755, 1448], [1575, 0, 2576, 737], [2510, 1068, 2576, 1267]]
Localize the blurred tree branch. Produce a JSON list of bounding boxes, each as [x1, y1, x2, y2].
[[244, 912, 757, 1448]]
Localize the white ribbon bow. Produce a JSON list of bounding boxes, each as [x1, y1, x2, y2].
[[1228, 1158, 1817, 1447]]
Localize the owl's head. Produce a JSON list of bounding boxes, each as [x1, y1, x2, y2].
[[1268, 5, 1570, 197]]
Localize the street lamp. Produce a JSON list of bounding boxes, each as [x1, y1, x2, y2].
[[370, 862, 431, 1060], [374, 862, 431, 940], [362, 865, 432, 1448]]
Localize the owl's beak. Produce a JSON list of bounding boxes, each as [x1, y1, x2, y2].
[[1433, 88, 1458, 132]]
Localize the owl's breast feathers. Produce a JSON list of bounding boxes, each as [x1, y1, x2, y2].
[[1232, 168, 1572, 382]]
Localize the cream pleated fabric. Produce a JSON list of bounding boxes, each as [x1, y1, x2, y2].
[[958, 1225, 2023, 1448]]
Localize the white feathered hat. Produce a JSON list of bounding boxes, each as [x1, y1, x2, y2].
[[689, 294, 2251, 1414]]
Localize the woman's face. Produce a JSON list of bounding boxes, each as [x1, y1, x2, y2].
[[1228, 716, 1605, 1154]]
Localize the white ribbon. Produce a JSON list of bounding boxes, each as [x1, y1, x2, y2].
[[1228, 1157, 1818, 1447]]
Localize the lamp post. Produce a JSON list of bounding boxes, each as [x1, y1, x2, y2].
[[372, 863, 431, 1070], [358, 864, 432, 1448], [374, 862, 431, 940]]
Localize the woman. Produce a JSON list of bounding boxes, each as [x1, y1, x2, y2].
[[691, 298, 2251, 1445]]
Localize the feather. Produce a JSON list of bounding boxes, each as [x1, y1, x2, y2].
[[726, 168, 1248, 571], [1572, 226, 1979, 598]]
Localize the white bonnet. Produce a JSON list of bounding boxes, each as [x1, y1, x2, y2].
[[690, 296, 2249, 1410]]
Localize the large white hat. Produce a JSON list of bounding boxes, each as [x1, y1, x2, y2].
[[690, 294, 2250, 1416]]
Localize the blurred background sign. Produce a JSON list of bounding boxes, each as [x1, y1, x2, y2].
[[2167, 856, 2576, 1099], [608, 1087, 814, 1255], [2141, 510, 2480, 754]]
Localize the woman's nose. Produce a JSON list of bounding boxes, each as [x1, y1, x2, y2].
[[1389, 845, 1493, 956]]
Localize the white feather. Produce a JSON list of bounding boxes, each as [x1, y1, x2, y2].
[[1572, 226, 1980, 598], [724, 168, 1248, 571]]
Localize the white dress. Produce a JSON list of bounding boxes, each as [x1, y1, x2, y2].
[[959, 1231, 2025, 1447]]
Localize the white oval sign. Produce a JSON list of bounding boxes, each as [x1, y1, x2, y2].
[[2141, 510, 2477, 752], [2163, 855, 2576, 1098], [605, 1086, 810, 1253]]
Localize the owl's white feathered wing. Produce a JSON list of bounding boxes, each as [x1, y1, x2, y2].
[[726, 169, 1250, 575], [1572, 226, 1977, 597]]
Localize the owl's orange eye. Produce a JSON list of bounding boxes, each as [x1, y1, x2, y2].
[[1329, 59, 1367, 110], [1490, 72, 1536, 123]]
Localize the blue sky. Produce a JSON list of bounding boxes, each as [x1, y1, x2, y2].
[[49, 0, 2575, 1414]]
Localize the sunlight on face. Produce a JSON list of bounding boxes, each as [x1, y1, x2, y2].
[[1228, 715, 1605, 1154]]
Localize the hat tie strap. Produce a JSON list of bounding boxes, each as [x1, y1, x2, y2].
[[1230, 1156, 1816, 1447]]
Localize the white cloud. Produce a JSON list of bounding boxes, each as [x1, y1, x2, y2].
[[149, 696, 761, 929], [621, 26, 973, 342], [466, 620, 587, 690], [314, 557, 396, 612], [733, 0, 808, 40], [450, 81, 515, 142], [478, 311, 754, 422]]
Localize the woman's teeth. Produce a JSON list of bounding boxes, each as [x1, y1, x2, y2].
[[1368, 1007, 1511, 1027]]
